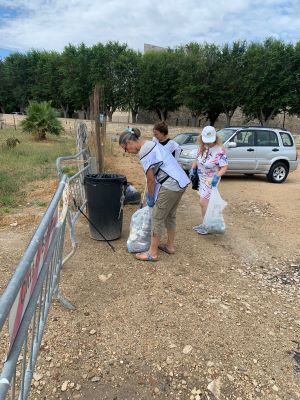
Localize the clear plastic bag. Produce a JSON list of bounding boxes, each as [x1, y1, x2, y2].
[[203, 187, 227, 234], [127, 206, 152, 253]]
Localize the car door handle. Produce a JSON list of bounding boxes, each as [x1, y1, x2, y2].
[[247, 148, 255, 152], [272, 148, 279, 152]]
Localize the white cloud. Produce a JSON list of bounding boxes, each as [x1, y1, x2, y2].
[[0, 0, 300, 53]]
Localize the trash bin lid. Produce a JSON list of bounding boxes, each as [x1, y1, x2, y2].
[[85, 173, 127, 184]]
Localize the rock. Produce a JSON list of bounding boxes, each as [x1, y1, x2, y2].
[[89, 329, 96, 335], [154, 387, 160, 394], [98, 274, 112, 283], [91, 376, 101, 382], [166, 356, 173, 364], [76, 384, 81, 391], [33, 373, 43, 382], [183, 345, 193, 354], [207, 377, 222, 399], [61, 381, 69, 392]]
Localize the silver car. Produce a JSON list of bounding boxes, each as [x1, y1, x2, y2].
[[177, 126, 298, 183]]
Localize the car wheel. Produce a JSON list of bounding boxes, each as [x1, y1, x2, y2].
[[267, 162, 288, 183]]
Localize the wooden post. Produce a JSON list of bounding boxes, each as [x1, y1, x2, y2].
[[93, 84, 104, 173]]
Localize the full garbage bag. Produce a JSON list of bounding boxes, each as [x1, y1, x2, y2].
[[127, 206, 152, 253], [203, 187, 227, 234]]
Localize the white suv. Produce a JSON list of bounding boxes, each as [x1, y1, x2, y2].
[[177, 126, 298, 183]]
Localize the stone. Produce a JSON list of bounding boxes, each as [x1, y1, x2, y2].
[[61, 381, 69, 392], [183, 345, 193, 354]]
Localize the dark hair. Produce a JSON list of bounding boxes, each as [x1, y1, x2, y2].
[[119, 127, 141, 146], [153, 121, 168, 136]]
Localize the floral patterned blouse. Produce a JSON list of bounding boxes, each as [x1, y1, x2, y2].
[[196, 145, 228, 178]]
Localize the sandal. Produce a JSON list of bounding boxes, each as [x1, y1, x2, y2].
[[196, 225, 209, 235], [158, 244, 175, 255], [135, 252, 158, 262]]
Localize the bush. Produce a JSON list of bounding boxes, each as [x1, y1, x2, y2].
[[21, 101, 63, 140]]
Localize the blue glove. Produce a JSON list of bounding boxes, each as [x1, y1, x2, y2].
[[189, 167, 198, 178], [211, 175, 220, 187], [146, 192, 155, 207]]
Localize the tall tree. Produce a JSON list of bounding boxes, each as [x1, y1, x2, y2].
[[60, 43, 93, 118], [216, 41, 247, 126], [242, 38, 294, 125], [139, 49, 181, 121], [177, 43, 223, 126]]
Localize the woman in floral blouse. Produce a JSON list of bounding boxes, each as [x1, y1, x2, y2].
[[190, 126, 228, 235]]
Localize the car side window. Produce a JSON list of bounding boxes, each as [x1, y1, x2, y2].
[[255, 130, 279, 146], [280, 132, 293, 146], [231, 130, 254, 147], [185, 135, 196, 144]]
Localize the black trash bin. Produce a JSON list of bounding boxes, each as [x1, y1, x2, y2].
[[84, 173, 127, 241]]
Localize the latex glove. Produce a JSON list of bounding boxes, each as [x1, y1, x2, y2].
[[146, 192, 155, 208], [211, 174, 220, 187], [189, 167, 198, 179]]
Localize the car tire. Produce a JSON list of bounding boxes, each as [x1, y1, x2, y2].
[[267, 162, 289, 183]]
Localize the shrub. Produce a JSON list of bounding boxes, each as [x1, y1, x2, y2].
[[21, 101, 63, 140]]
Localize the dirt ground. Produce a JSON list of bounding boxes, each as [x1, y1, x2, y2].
[[1, 147, 300, 400]]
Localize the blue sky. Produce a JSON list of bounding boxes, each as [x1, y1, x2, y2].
[[0, 0, 300, 59]]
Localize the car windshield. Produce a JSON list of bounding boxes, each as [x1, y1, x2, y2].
[[173, 133, 197, 145], [218, 128, 237, 143]]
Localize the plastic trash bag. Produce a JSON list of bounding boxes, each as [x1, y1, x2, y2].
[[203, 187, 227, 234], [124, 183, 141, 205], [127, 206, 152, 253]]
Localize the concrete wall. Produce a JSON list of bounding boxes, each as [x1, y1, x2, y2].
[[2, 113, 300, 144]]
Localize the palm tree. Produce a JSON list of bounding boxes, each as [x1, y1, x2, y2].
[[21, 101, 63, 140]]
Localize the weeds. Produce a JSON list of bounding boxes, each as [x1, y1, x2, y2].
[[0, 127, 75, 212]]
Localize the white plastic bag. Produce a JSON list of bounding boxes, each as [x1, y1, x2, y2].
[[203, 187, 227, 234], [127, 206, 152, 253]]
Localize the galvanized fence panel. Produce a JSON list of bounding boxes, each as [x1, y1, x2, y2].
[[0, 122, 92, 399], [0, 176, 69, 399]]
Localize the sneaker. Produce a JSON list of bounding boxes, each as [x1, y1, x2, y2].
[[196, 225, 209, 235]]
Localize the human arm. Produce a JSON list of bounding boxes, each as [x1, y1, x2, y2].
[[145, 168, 156, 207]]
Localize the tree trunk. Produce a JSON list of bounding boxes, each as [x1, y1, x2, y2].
[[107, 109, 113, 122], [225, 110, 235, 126], [155, 108, 167, 121], [191, 112, 200, 127], [131, 108, 138, 123], [61, 105, 69, 118], [206, 111, 220, 127]]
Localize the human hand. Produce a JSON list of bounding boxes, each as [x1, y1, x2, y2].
[[189, 167, 198, 179], [146, 192, 155, 207], [211, 175, 220, 187]]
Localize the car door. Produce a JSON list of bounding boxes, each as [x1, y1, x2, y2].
[[254, 130, 280, 172], [225, 129, 256, 171]]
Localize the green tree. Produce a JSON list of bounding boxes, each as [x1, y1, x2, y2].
[[242, 38, 294, 125], [60, 43, 93, 118], [21, 101, 63, 140], [91, 42, 139, 121], [217, 41, 246, 126], [1, 52, 33, 112], [139, 49, 181, 121], [177, 43, 224, 126]]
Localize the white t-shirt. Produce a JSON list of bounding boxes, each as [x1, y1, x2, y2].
[[152, 137, 181, 159]]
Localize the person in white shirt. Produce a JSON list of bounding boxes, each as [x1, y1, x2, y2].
[[152, 121, 181, 159], [119, 127, 190, 261]]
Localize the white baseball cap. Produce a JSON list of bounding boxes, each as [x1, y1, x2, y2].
[[201, 126, 217, 143]]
